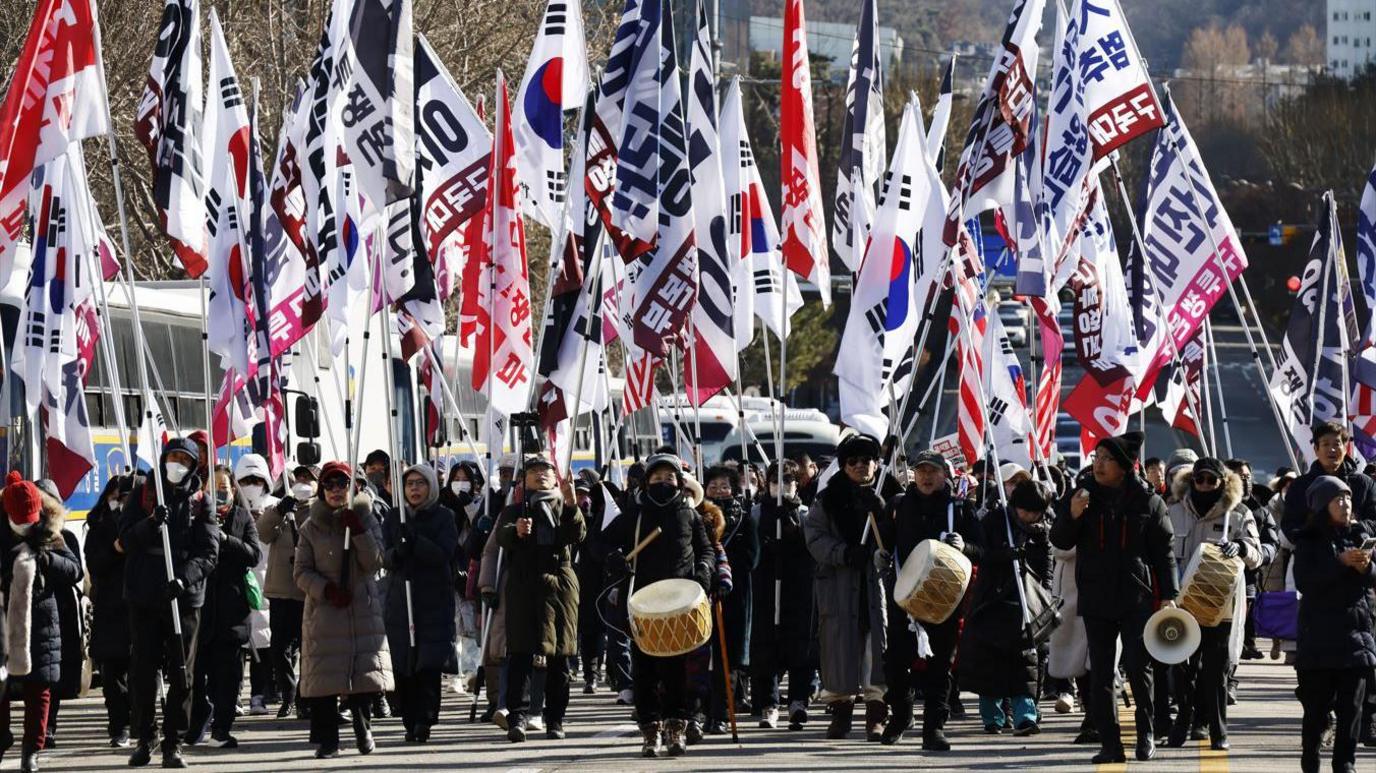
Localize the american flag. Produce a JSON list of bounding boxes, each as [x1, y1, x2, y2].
[[950, 228, 987, 465], [1029, 297, 1063, 462]]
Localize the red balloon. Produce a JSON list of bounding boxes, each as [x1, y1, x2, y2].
[[1286, 275, 1301, 293]]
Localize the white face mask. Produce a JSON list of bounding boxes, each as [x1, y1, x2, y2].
[[240, 484, 266, 507], [164, 461, 190, 484], [452, 480, 471, 494], [291, 482, 316, 500], [107, 499, 122, 512]]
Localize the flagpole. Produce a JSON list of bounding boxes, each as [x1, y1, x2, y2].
[[303, 335, 342, 457], [1156, 83, 1299, 469], [426, 347, 488, 465], [687, 322, 705, 475], [667, 349, 690, 461], [558, 232, 609, 474], [1205, 319, 1234, 459], [876, 280, 950, 490], [1200, 326, 1217, 453], [928, 330, 954, 444], [66, 151, 133, 468], [89, 1, 191, 686], [776, 268, 788, 508]]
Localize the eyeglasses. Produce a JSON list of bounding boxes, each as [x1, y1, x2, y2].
[[321, 478, 350, 492]]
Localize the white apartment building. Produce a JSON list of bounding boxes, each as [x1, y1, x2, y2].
[[1328, 0, 1376, 77]]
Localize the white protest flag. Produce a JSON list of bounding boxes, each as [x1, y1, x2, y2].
[[203, 10, 254, 378], [984, 307, 1033, 468], [836, 101, 928, 438], [831, 0, 886, 273], [134, 0, 207, 277], [942, 0, 1044, 246], [684, 0, 735, 407], [514, 0, 589, 228], [926, 55, 955, 172], [721, 78, 801, 347]]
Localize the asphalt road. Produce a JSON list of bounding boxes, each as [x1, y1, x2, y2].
[[910, 324, 1297, 481], [33, 648, 1308, 771]]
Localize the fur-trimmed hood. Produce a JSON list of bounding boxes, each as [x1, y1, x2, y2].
[[1170, 467, 1245, 522], [29, 492, 68, 549]]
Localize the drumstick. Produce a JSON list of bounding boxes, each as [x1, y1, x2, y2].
[[713, 599, 741, 744], [867, 513, 886, 553], [627, 526, 663, 561]]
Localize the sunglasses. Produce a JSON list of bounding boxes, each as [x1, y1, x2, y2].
[[1192, 473, 1219, 486], [845, 456, 878, 466], [321, 478, 351, 492]]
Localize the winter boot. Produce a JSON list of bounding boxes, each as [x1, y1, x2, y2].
[[865, 700, 888, 742], [825, 700, 855, 740], [664, 719, 688, 756], [639, 722, 662, 758]]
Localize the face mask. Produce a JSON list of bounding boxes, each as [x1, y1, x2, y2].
[[646, 482, 679, 507], [107, 499, 123, 512], [291, 483, 316, 500], [240, 484, 266, 506], [367, 471, 387, 489], [165, 461, 190, 484], [452, 480, 471, 495]]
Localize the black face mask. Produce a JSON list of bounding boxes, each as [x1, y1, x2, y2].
[[1191, 487, 1224, 514], [367, 471, 387, 490], [646, 482, 679, 508]]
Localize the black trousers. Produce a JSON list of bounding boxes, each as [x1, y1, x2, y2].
[[395, 668, 442, 732], [100, 657, 131, 738], [1298, 667, 1366, 773], [128, 604, 201, 750], [269, 598, 304, 705], [1173, 621, 1231, 740], [1084, 613, 1155, 751], [508, 654, 571, 724], [884, 613, 959, 733], [248, 648, 272, 700], [188, 639, 244, 736], [633, 648, 688, 723], [307, 694, 372, 747], [750, 642, 819, 710]]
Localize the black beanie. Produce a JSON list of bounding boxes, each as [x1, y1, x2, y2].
[[1192, 457, 1226, 479], [1095, 431, 1145, 471], [1010, 480, 1052, 512]]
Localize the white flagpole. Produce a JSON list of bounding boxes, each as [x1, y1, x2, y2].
[[558, 236, 608, 474], [928, 330, 954, 444], [1204, 320, 1234, 459], [776, 269, 787, 508], [89, 0, 189, 685], [302, 335, 342, 457], [1200, 326, 1217, 454]]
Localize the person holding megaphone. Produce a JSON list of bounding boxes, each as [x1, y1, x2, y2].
[[1163, 457, 1260, 751], [1050, 432, 1178, 765]]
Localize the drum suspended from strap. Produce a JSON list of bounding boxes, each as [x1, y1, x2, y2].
[[628, 579, 713, 657], [894, 539, 973, 625], [1178, 542, 1245, 628]]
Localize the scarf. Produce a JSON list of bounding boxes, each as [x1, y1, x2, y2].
[[820, 474, 871, 547]]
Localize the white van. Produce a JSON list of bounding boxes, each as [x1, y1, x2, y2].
[[719, 414, 841, 466]]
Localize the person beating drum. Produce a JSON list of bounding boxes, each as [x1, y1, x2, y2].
[[604, 453, 714, 758]]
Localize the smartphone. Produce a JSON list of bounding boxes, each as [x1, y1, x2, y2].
[[1361, 537, 1376, 552]]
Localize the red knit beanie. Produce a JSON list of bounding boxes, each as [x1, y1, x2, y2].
[[3, 471, 40, 533]]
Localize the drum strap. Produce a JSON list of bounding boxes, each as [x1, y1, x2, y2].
[[629, 512, 643, 601]]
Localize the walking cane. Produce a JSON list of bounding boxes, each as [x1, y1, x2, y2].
[[713, 600, 740, 744]]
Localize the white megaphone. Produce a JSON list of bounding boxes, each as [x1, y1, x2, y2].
[[1143, 605, 1202, 665]]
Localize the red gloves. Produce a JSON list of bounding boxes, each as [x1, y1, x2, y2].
[[341, 510, 364, 533]]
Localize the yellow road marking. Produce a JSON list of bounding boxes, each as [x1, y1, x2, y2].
[[1094, 694, 1132, 773], [1200, 736, 1229, 772]]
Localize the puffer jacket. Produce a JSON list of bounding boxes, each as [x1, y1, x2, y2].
[[294, 492, 393, 698], [258, 495, 309, 601], [605, 489, 713, 592], [120, 449, 221, 610], [496, 490, 585, 657], [1, 495, 83, 685], [1050, 470, 1178, 620], [199, 500, 262, 648], [1293, 520, 1376, 671], [382, 464, 459, 674], [1165, 470, 1262, 626]]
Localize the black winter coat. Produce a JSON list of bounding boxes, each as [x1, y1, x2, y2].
[[879, 483, 983, 568], [120, 459, 221, 610], [712, 496, 758, 667], [575, 486, 612, 632], [958, 508, 1052, 699], [1282, 459, 1376, 542], [199, 503, 262, 647], [0, 503, 83, 686], [54, 529, 85, 699], [605, 492, 713, 592], [750, 495, 817, 653], [382, 502, 460, 674], [1050, 472, 1178, 620], [1293, 520, 1376, 671], [84, 491, 130, 661], [497, 496, 585, 657]]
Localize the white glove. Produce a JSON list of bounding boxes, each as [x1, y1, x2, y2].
[[873, 548, 892, 574], [941, 531, 965, 551]]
